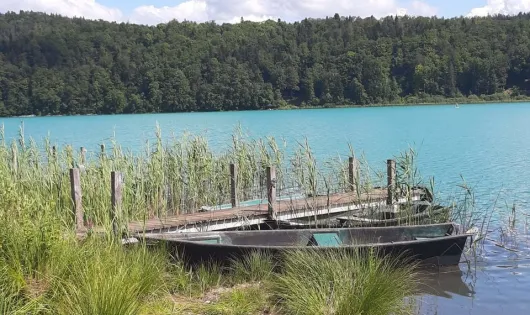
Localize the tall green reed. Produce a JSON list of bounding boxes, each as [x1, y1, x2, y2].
[[0, 124, 436, 233]]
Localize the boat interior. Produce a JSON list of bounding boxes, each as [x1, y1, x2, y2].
[[145, 223, 460, 247]]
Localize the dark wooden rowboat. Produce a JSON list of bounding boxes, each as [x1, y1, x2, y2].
[[144, 223, 471, 266]]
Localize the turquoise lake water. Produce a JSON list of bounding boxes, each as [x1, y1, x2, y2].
[[2, 103, 530, 314], [2, 103, 529, 212]]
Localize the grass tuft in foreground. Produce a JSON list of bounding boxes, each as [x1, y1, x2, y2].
[[273, 249, 418, 315], [230, 250, 276, 284], [51, 240, 165, 315]]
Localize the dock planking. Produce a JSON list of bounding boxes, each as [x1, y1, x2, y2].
[[127, 188, 424, 233], [70, 158, 425, 235]]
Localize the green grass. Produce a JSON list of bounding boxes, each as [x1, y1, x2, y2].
[[201, 285, 270, 315], [230, 251, 276, 284], [51, 240, 165, 315], [194, 262, 224, 295], [273, 249, 418, 315]]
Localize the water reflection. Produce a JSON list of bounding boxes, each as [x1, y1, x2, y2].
[[418, 267, 475, 299], [417, 232, 530, 314]]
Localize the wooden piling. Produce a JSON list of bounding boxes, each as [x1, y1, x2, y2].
[[11, 146, 17, 173], [348, 157, 358, 192], [387, 159, 396, 205], [230, 163, 238, 208], [111, 171, 123, 236], [69, 168, 84, 231], [266, 166, 277, 220], [65, 145, 74, 168], [80, 147, 87, 165]]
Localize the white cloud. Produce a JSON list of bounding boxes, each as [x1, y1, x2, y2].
[[408, 0, 438, 16], [469, 0, 530, 16], [0, 0, 438, 25], [131, 0, 438, 24], [0, 0, 123, 21], [130, 1, 208, 24]]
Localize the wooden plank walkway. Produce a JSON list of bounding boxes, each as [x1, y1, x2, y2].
[[128, 188, 424, 233]]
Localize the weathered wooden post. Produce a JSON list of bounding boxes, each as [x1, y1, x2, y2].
[[80, 147, 87, 165], [65, 145, 74, 168], [387, 159, 396, 205], [348, 157, 358, 192], [267, 166, 277, 220], [111, 171, 123, 236], [11, 145, 17, 174], [69, 168, 84, 232], [230, 163, 238, 208]]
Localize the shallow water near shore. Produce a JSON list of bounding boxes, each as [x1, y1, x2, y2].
[[418, 231, 530, 314], [2, 102, 530, 314]]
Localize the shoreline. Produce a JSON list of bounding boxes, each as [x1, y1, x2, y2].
[[4, 98, 530, 119], [276, 98, 530, 111]]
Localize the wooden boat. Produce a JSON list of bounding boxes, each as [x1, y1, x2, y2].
[[143, 223, 471, 266], [259, 219, 335, 230], [259, 200, 449, 229], [337, 204, 451, 227]]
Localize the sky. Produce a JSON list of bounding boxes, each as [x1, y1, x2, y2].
[[0, 0, 529, 25]]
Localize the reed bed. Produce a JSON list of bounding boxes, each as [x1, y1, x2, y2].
[[0, 124, 404, 234]]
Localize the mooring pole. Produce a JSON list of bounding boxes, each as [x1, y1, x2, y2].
[[80, 147, 87, 165], [100, 144, 106, 160], [70, 168, 84, 232], [387, 159, 396, 205], [230, 163, 238, 208], [12, 146, 17, 174], [111, 171, 123, 236], [267, 166, 277, 220], [348, 157, 358, 192]]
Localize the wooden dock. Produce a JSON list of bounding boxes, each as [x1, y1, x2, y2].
[[128, 188, 425, 233], [69, 158, 426, 235]]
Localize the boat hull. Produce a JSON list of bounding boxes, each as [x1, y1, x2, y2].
[[162, 235, 467, 266], [145, 223, 470, 267]]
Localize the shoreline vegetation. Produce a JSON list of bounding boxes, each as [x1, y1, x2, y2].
[[3, 12, 530, 117], [0, 126, 426, 314], [8, 97, 530, 119], [0, 124, 523, 314], [278, 95, 530, 110]]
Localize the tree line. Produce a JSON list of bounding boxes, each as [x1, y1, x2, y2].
[[1, 11, 530, 116]]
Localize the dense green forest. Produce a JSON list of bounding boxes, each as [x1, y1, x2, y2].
[[1, 11, 530, 116]]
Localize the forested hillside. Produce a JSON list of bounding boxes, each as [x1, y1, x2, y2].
[[1, 11, 530, 116]]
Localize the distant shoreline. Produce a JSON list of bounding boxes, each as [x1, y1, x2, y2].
[[276, 98, 530, 111], [4, 98, 530, 119]]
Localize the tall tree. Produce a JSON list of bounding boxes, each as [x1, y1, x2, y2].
[[0, 11, 529, 116]]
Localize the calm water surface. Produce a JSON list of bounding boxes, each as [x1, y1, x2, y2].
[[2, 103, 530, 314]]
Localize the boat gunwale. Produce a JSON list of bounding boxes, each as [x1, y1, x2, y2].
[[142, 223, 472, 249], [146, 234, 472, 250], [336, 206, 452, 224], [144, 222, 459, 237]]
